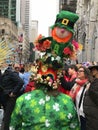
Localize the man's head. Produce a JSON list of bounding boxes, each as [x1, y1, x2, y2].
[[68, 64, 78, 76], [14, 64, 20, 72], [88, 65, 98, 78]]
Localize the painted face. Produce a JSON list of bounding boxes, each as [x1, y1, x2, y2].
[[55, 27, 71, 38], [51, 27, 73, 43]]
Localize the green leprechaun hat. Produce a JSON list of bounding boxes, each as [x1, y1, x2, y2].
[[51, 10, 79, 33]]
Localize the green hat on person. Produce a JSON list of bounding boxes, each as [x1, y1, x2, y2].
[[51, 10, 79, 33]]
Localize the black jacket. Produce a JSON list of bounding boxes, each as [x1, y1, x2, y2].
[[1, 69, 24, 95], [83, 78, 98, 130], [60, 76, 76, 91]]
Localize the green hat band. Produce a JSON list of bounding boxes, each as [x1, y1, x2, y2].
[[55, 18, 74, 29]]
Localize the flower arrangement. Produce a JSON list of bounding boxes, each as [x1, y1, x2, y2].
[[31, 10, 82, 92], [30, 61, 62, 91], [34, 34, 81, 60], [32, 33, 82, 90], [34, 34, 51, 52]]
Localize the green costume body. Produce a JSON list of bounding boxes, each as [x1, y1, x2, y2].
[[10, 90, 80, 130]]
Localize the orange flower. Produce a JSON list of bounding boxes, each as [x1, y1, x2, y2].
[[43, 40, 51, 49], [34, 34, 52, 52]]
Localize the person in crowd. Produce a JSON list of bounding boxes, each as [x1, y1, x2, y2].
[[0, 64, 13, 109], [19, 67, 25, 80], [13, 64, 29, 96], [1, 66, 24, 130], [83, 65, 98, 130], [69, 66, 93, 130], [10, 10, 81, 130], [14, 63, 20, 73], [58, 65, 70, 94], [23, 65, 31, 90], [18, 67, 26, 95], [10, 73, 80, 130], [60, 64, 78, 95], [10, 9, 81, 129], [12, 64, 25, 96]]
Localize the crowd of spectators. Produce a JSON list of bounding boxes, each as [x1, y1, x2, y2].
[[0, 61, 98, 130]]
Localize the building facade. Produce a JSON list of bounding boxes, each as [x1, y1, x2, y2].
[[29, 20, 38, 43], [76, 0, 98, 63], [0, 0, 17, 25], [20, 0, 30, 38], [59, 0, 77, 12], [59, 0, 98, 63], [0, 0, 31, 65], [0, 17, 18, 67]]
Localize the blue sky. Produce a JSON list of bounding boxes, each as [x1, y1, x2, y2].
[[30, 0, 59, 36]]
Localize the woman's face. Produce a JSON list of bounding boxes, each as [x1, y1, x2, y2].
[[77, 68, 85, 79]]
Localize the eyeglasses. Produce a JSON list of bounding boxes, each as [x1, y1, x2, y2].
[[78, 70, 84, 73]]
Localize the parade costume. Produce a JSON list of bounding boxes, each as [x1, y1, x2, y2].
[[10, 11, 80, 130]]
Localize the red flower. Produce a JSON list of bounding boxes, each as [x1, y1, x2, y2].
[[63, 47, 73, 55], [36, 44, 42, 51]]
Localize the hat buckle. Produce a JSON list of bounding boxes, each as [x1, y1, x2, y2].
[[62, 18, 69, 26]]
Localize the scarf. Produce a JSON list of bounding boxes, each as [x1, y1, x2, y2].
[[69, 78, 88, 100], [69, 72, 77, 81]]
